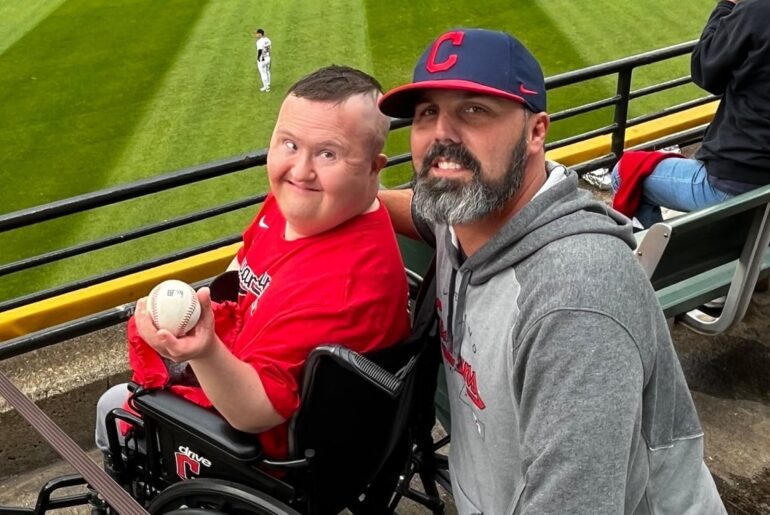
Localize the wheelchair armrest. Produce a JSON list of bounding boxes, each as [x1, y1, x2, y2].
[[132, 389, 262, 461]]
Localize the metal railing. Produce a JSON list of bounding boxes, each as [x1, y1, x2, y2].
[[0, 39, 715, 355], [543, 40, 716, 173]]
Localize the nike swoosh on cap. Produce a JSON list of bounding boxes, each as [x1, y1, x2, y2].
[[519, 83, 538, 95]]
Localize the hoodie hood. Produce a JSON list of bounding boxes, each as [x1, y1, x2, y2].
[[460, 162, 634, 284]]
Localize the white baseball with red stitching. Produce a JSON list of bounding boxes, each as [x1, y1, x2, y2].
[[148, 280, 201, 337]]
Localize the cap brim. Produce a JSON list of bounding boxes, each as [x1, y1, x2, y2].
[[378, 79, 529, 119]]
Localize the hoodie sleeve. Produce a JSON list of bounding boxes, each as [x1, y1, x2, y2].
[[691, 0, 748, 95], [513, 309, 644, 514]]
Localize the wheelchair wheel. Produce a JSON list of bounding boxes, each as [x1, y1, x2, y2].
[[148, 478, 299, 515]]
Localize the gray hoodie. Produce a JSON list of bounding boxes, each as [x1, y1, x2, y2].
[[413, 163, 725, 514]]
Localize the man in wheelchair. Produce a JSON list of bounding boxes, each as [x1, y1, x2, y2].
[[91, 65, 417, 513]]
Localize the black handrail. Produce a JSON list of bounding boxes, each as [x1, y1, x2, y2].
[[544, 40, 696, 88], [0, 196, 263, 278], [0, 151, 267, 233], [0, 39, 712, 321], [542, 40, 701, 158]]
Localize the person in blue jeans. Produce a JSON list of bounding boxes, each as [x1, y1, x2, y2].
[[611, 158, 732, 227], [611, 0, 770, 228]]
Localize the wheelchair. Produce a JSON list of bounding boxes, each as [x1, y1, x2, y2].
[[8, 263, 451, 514]]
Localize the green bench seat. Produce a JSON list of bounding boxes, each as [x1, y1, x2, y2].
[[634, 183, 770, 335]]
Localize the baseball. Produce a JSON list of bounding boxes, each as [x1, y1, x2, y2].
[[147, 280, 201, 337]]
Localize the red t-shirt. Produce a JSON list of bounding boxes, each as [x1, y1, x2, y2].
[[128, 195, 410, 458], [234, 194, 410, 456]]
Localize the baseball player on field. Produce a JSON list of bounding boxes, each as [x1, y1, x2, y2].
[[255, 28, 272, 92]]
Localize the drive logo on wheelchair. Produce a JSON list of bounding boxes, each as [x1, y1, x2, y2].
[[174, 445, 212, 479]]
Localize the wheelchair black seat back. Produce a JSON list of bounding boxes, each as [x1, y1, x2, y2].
[[100, 262, 441, 514]]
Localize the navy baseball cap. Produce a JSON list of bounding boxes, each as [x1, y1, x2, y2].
[[379, 28, 546, 118]]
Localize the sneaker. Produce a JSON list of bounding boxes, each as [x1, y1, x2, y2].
[[685, 295, 725, 320], [689, 308, 717, 323], [581, 168, 612, 191], [703, 296, 726, 310], [259, 86, 267, 92], [660, 144, 681, 154]]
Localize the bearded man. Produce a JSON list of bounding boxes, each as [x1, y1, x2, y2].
[[378, 28, 725, 515]]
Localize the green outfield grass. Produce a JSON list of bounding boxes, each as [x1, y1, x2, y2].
[[0, 0, 716, 303]]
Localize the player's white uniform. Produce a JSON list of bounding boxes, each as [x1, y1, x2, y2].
[[256, 36, 272, 91]]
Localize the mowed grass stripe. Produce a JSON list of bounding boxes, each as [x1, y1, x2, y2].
[[0, 0, 209, 213], [0, 0, 69, 55], [0, 0, 209, 300], [543, 0, 713, 60], [536, 0, 715, 118]]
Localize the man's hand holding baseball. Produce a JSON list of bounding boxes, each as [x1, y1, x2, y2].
[[135, 287, 220, 363]]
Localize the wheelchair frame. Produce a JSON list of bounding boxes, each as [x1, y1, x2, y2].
[[2, 264, 452, 514]]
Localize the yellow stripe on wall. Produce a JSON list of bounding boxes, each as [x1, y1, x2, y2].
[[546, 101, 718, 166], [0, 243, 241, 342]]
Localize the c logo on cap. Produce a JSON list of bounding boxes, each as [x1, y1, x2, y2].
[[426, 31, 465, 73]]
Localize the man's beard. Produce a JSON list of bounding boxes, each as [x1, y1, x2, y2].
[[411, 134, 528, 225]]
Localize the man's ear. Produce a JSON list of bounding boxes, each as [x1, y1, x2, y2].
[[371, 153, 388, 176], [527, 112, 550, 154]]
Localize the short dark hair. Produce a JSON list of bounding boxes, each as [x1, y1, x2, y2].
[[256, 28, 265, 35], [288, 65, 383, 103]]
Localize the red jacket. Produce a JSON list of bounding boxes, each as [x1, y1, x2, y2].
[[120, 301, 241, 430], [612, 151, 682, 218]]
